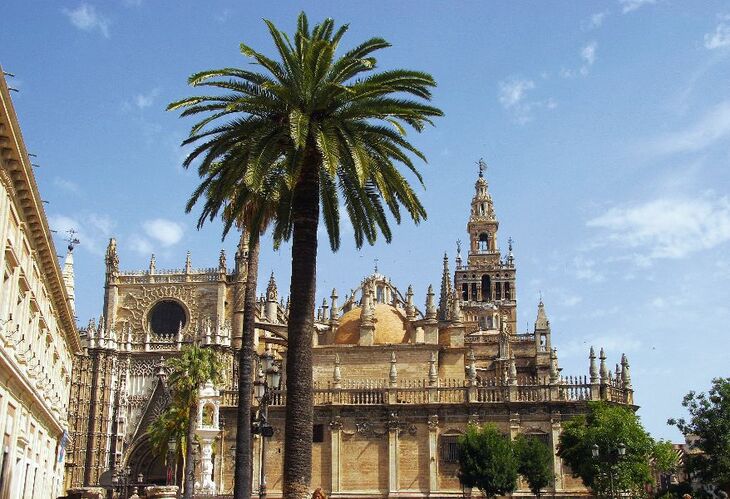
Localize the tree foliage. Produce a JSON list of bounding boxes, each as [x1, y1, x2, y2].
[[457, 424, 518, 498], [514, 435, 553, 497], [558, 402, 655, 497], [669, 377, 730, 491]]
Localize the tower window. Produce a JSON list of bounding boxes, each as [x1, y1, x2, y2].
[[478, 233, 490, 252], [495, 282, 502, 300], [462, 283, 468, 301], [504, 282, 511, 300], [471, 283, 477, 302], [148, 300, 187, 336], [481, 275, 492, 301]]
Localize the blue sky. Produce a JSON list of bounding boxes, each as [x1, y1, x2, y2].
[[2, 1, 730, 440]]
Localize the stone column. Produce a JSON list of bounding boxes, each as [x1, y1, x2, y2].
[[550, 415, 563, 493], [387, 415, 400, 495], [427, 415, 439, 494], [329, 416, 342, 493]]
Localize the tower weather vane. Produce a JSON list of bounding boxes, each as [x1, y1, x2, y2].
[[477, 158, 487, 177], [65, 229, 80, 252]]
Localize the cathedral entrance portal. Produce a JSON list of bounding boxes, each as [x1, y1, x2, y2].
[[126, 436, 168, 487]]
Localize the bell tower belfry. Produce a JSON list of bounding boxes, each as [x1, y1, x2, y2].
[[454, 160, 517, 334]]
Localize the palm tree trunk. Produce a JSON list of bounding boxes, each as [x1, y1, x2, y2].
[[234, 234, 260, 499], [283, 157, 319, 499], [182, 398, 198, 499]]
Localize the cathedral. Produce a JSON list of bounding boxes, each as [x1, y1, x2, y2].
[[65, 168, 635, 498]]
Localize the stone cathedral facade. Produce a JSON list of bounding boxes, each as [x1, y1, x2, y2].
[[65, 169, 636, 497]]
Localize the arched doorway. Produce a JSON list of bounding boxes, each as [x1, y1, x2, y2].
[[126, 436, 168, 487]]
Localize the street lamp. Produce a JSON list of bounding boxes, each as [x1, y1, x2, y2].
[[253, 346, 282, 499], [167, 436, 178, 486], [591, 443, 626, 499]]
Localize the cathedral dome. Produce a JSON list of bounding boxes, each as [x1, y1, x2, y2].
[[335, 304, 412, 345]]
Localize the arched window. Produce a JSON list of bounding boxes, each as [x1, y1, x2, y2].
[[462, 283, 468, 301], [471, 283, 477, 301], [148, 300, 187, 336], [504, 282, 511, 300], [478, 233, 490, 252], [481, 275, 492, 301], [495, 282, 502, 300]]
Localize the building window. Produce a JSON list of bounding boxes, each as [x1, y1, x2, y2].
[[481, 275, 492, 301], [462, 283, 468, 301], [495, 282, 502, 300], [313, 424, 324, 443], [504, 282, 511, 300], [441, 435, 460, 463], [148, 300, 187, 336], [478, 233, 490, 252]]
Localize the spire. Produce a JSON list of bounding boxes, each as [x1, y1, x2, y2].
[[549, 348, 560, 383], [438, 253, 451, 320], [333, 353, 341, 388], [455, 239, 462, 268], [450, 290, 463, 325], [266, 272, 278, 301], [507, 237, 514, 267], [105, 238, 119, 275], [389, 351, 398, 387], [621, 354, 632, 388], [535, 299, 549, 330], [149, 254, 156, 274], [185, 251, 192, 273], [589, 347, 598, 383], [405, 285, 416, 320], [599, 348, 608, 383], [330, 288, 339, 321], [62, 244, 76, 314], [235, 229, 249, 274], [218, 249, 227, 272], [425, 284, 436, 320]]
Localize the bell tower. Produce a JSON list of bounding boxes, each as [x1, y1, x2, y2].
[[454, 160, 517, 334]]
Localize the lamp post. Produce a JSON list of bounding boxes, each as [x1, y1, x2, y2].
[[591, 443, 626, 498], [112, 466, 132, 499], [253, 346, 282, 499], [167, 436, 177, 486]]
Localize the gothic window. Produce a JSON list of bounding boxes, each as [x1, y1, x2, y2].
[[462, 283, 468, 301], [481, 275, 492, 301], [148, 300, 187, 336], [504, 282, 511, 300], [495, 282, 502, 300], [313, 424, 324, 443], [376, 286, 384, 304], [478, 233, 490, 252], [471, 283, 477, 302]]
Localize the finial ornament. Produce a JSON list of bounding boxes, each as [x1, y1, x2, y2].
[[105, 238, 119, 274], [477, 157, 487, 178], [218, 249, 226, 271], [149, 254, 156, 274], [65, 228, 80, 252], [374, 258, 379, 274]]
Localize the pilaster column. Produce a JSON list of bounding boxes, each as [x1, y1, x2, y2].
[[550, 415, 563, 492], [387, 415, 399, 495], [329, 416, 342, 493], [427, 415, 439, 494]]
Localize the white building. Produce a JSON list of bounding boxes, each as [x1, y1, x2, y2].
[[0, 66, 81, 498]]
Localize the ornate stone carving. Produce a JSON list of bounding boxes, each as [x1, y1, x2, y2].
[[122, 285, 198, 335]]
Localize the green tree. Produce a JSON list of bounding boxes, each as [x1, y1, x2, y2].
[[166, 345, 223, 499], [147, 402, 187, 484], [669, 377, 730, 492], [457, 424, 518, 498], [558, 401, 654, 497], [185, 150, 288, 499], [514, 435, 553, 497], [168, 12, 442, 499]]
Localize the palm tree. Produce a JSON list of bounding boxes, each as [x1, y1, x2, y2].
[[185, 153, 287, 499], [167, 344, 223, 499], [147, 402, 187, 485], [168, 13, 442, 499]]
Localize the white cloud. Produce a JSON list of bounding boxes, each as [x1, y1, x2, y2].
[[143, 218, 184, 247], [582, 11, 609, 31], [62, 4, 110, 38], [134, 88, 160, 109], [647, 101, 730, 155], [561, 41, 598, 78], [129, 235, 153, 255], [619, 0, 656, 14], [587, 195, 730, 259], [53, 177, 80, 194], [498, 78, 535, 108], [572, 255, 606, 282], [704, 21, 730, 50], [497, 78, 555, 124]]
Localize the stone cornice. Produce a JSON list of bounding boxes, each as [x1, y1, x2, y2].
[[0, 67, 80, 353]]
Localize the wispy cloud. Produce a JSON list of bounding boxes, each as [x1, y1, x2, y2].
[[572, 255, 606, 282], [143, 218, 184, 246], [497, 78, 556, 124], [134, 88, 160, 109], [587, 195, 730, 259], [581, 11, 609, 31], [704, 17, 730, 50], [619, 0, 656, 14], [53, 177, 80, 194], [561, 41, 598, 78], [62, 4, 110, 38], [647, 101, 730, 155]]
